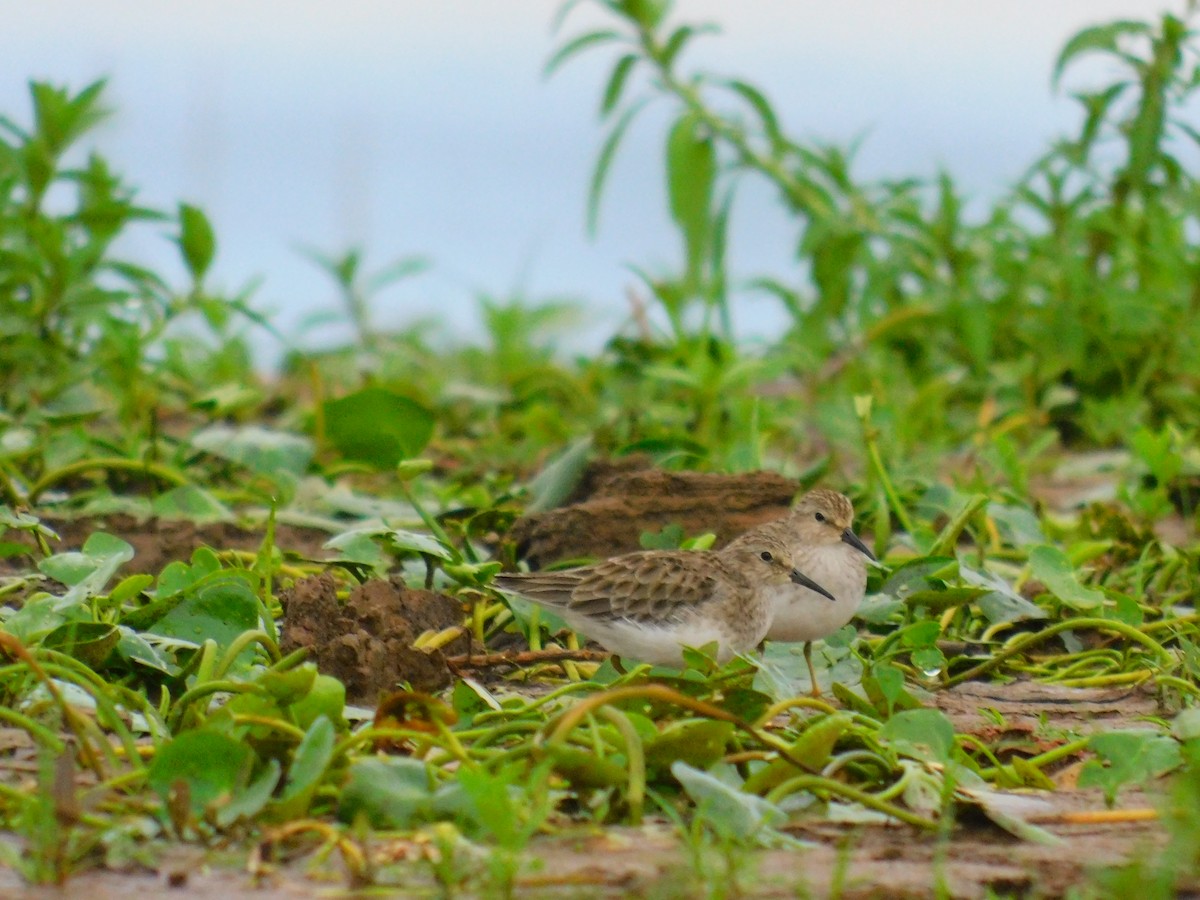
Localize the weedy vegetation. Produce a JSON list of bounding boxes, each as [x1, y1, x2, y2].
[[1, 1, 1199, 896]]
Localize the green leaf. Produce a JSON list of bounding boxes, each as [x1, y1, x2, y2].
[[323, 387, 435, 467], [645, 720, 734, 775], [666, 112, 716, 288], [191, 424, 314, 478], [600, 53, 638, 114], [148, 730, 255, 819], [38, 532, 133, 607], [3, 595, 74, 644], [116, 626, 178, 675], [587, 98, 652, 235], [724, 79, 783, 149], [639, 523, 685, 550], [879, 709, 956, 762], [1028, 545, 1105, 610], [544, 744, 629, 789], [617, 0, 669, 29], [661, 24, 719, 70], [339, 758, 436, 829], [743, 714, 853, 793], [1078, 730, 1183, 804], [524, 436, 593, 513], [274, 716, 336, 818], [177, 202, 215, 282], [902, 586, 990, 612], [217, 760, 280, 827], [325, 523, 453, 562], [291, 674, 347, 731], [41, 621, 119, 668], [146, 575, 260, 653], [108, 573, 153, 604], [151, 485, 233, 524], [544, 29, 621, 78], [958, 564, 1047, 624], [1052, 20, 1151, 87], [672, 761, 788, 847]]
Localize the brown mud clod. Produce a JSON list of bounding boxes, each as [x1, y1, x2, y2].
[[280, 574, 468, 704], [511, 461, 803, 567]]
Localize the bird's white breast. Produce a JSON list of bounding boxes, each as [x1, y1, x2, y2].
[[765, 542, 867, 642]]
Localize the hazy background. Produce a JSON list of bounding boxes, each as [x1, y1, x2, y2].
[[10, 1, 1174, 361]]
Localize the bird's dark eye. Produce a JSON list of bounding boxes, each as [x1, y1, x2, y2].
[[814, 512, 826, 523], [760, 551, 773, 562]]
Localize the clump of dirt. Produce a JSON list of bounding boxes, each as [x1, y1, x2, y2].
[[510, 462, 802, 567], [280, 574, 470, 704]]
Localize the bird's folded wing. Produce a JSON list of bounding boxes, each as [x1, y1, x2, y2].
[[568, 552, 722, 622]]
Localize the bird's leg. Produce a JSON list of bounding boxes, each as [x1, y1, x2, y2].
[[610, 654, 627, 675], [804, 641, 822, 697]]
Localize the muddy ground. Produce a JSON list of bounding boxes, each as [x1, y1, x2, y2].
[[0, 463, 1190, 897]]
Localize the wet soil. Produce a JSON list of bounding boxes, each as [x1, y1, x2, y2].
[[0, 513, 333, 577], [0, 794, 1175, 899]]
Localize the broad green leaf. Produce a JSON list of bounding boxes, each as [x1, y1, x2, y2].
[[41, 621, 118, 668], [525, 436, 593, 513], [3, 595, 76, 643], [672, 761, 790, 847], [339, 758, 436, 829], [191, 424, 314, 478], [1028, 545, 1104, 610], [38, 531, 133, 588], [645, 719, 734, 775], [292, 674, 347, 731], [146, 575, 259, 652], [151, 485, 233, 524], [216, 760, 280, 827], [275, 716, 336, 818], [116, 626, 179, 675], [902, 586, 990, 612], [545, 744, 629, 789], [987, 503, 1046, 547], [879, 708, 956, 762], [148, 730, 255, 818], [323, 387, 434, 467], [958, 564, 1047, 623], [108, 573, 153, 604], [325, 523, 453, 561], [1078, 730, 1183, 804], [258, 664, 318, 704], [880, 556, 957, 599], [743, 714, 852, 794]]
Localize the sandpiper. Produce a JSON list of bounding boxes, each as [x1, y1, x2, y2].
[[492, 535, 835, 667], [729, 489, 874, 695]]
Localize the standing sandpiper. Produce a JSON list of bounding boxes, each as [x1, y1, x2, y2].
[[729, 489, 874, 694], [492, 535, 835, 668]]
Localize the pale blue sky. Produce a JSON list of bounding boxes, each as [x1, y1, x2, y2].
[[10, 1, 1178, 360]]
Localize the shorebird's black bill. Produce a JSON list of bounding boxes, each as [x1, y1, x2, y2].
[[790, 570, 837, 602], [841, 528, 876, 561]]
